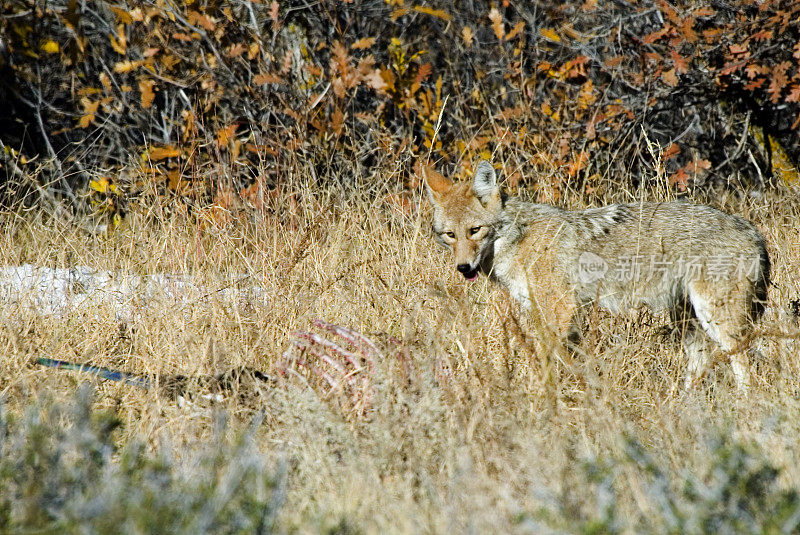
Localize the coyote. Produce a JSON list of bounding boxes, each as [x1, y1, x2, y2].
[[422, 160, 770, 390]]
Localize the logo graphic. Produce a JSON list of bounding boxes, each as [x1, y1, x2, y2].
[[578, 251, 608, 283]]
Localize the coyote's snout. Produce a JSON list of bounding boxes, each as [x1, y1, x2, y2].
[[422, 160, 770, 391]]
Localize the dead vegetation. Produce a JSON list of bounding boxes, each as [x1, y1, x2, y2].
[[1, 155, 799, 531], [1, 0, 800, 530]]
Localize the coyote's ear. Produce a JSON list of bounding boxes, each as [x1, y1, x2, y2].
[[472, 160, 500, 205], [417, 161, 452, 201]]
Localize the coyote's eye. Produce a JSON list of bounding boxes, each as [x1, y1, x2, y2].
[[469, 226, 482, 236], [444, 231, 455, 239]]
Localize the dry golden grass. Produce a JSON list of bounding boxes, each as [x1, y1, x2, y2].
[[1, 166, 799, 533]]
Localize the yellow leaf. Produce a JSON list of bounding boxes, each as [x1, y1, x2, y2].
[[139, 79, 156, 108], [89, 177, 111, 193], [41, 40, 60, 54], [412, 5, 452, 21], [540, 28, 560, 42], [351, 37, 376, 50]]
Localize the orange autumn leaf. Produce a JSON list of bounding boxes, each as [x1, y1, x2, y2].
[[461, 26, 474, 47], [662, 68, 679, 86], [114, 59, 146, 73], [270, 1, 279, 27], [678, 17, 697, 43], [109, 6, 133, 24], [187, 10, 215, 31], [693, 6, 715, 16], [216, 124, 238, 146], [787, 84, 800, 103], [728, 43, 748, 55], [227, 44, 246, 58], [662, 143, 681, 161], [567, 151, 589, 177], [331, 107, 345, 137], [390, 7, 409, 20], [414, 62, 432, 85], [751, 29, 773, 41], [253, 73, 284, 85], [99, 72, 112, 92], [671, 50, 689, 74], [108, 27, 127, 55], [78, 98, 99, 128], [139, 79, 156, 109], [489, 8, 505, 39], [656, 0, 680, 24], [744, 78, 766, 91], [745, 63, 768, 79], [506, 21, 525, 41], [768, 61, 791, 103], [643, 27, 669, 44], [690, 158, 711, 173], [669, 168, 690, 191], [496, 105, 525, 120], [351, 37, 376, 50], [145, 146, 181, 161]]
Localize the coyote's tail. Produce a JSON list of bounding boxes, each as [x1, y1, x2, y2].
[[36, 358, 150, 389]]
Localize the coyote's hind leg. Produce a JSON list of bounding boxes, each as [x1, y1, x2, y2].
[[687, 280, 753, 391], [668, 292, 713, 389]]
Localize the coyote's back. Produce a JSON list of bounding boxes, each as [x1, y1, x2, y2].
[[421, 160, 769, 391]]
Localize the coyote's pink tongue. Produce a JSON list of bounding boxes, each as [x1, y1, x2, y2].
[[465, 273, 478, 282]]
